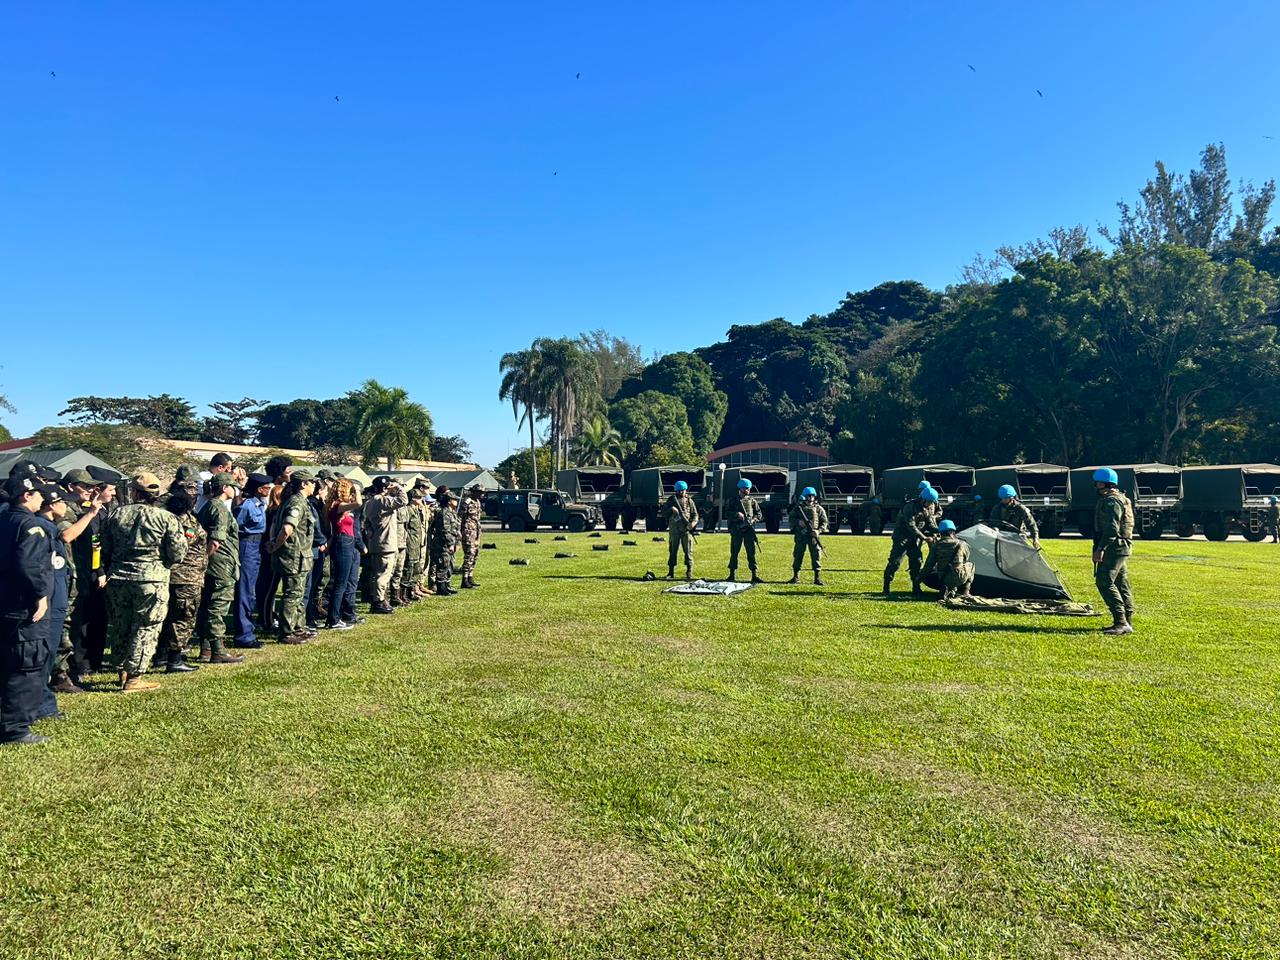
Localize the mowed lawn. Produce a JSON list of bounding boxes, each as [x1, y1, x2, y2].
[[2, 532, 1278, 960]]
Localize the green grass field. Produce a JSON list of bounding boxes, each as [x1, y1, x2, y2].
[[2, 532, 1278, 960]]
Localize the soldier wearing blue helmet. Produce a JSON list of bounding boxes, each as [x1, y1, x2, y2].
[[920, 519, 974, 600], [1091, 467, 1135, 636], [788, 487, 827, 585], [1268, 495, 1279, 543], [664, 480, 699, 580], [883, 484, 939, 595], [726, 478, 763, 583], [989, 484, 1040, 548]]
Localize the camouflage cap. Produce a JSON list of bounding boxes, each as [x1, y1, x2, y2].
[[209, 473, 239, 491], [174, 465, 201, 483], [62, 468, 94, 485], [316, 469, 334, 481], [436, 487, 457, 502], [408, 488, 424, 501], [132, 471, 163, 493], [291, 469, 315, 482]]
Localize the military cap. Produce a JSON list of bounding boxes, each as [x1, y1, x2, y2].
[[86, 465, 122, 484], [469, 484, 484, 493], [8, 459, 61, 481], [247, 472, 272, 490], [174, 465, 201, 483], [408, 488, 424, 501], [40, 483, 69, 505], [132, 471, 163, 493], [316, 468, 334, 481], [209, 473, 239, 491], [3, 475, 41, 500], [373, 475, 392, 488], [436, 487, 457, 502], [291, 469, 315, 482], [62, 468, 94, 485]]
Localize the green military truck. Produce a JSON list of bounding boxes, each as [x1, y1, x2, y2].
[[481, 488, 603, 533], [625, 465, 708, 532], [1176, 463, 1280, 541], [556, 467, 627, 530], [973, 463, 1071, 538], [1070, 463, 1181, 540], [712, 465, 791, 534], [793, 464, 876, 533], [880, 463, 977, 529]]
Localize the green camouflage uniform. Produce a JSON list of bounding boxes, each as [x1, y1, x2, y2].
[[989, 499, 1039, 540], [103, 502, 186, 677], [789, 501, 828, 574], [1268, 503, 1279, 542], [885, 497, 937, 588], [52, 499, 81, 680], [161, 507, 208, 661], [921, 537, 974, 599], [403, 500, 426, 589], [665, 493, 699, 575], [310, 494, 332, 614], [429, 503, 462, 590], [459, 496, 483, 579], [727, 493, 762, 576], [1093, 490, 1135, 625], [198, 497, 239, 656], [389, 503, 410, 598], [271, 492, 314, 636]]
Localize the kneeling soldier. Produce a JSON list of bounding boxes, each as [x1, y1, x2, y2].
[[921, 520, 973, 600]]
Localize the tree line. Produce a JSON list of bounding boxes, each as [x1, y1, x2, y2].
[[499, 144, 1280, 483]]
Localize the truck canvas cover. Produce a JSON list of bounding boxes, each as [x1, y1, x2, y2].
[[1180, 463, 1280, 511], [795, 464, 874, 502], [882, 463, 974, 503], [922, 524, 1071, 601], [975, 463, 1070, 504], [1069, 464, 1181, 511]]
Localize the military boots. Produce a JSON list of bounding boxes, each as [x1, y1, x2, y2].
[[787, 571, 800, 585], [814, 573, 825, 586], [882, 573, 892, 595]]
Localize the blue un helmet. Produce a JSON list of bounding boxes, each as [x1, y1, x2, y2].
[[802, 486, 817, 499], [921, 486, 939, 503], [997, 484, 1017, 500], [1270, 495, 1277, 504], [737, 478, 753, 490], [674, 480, 688, 492], [917, 480, 932, 491], [974, 494, 983, 502], [939, 519, 956, 533], [1092, 467, 1119, 486]]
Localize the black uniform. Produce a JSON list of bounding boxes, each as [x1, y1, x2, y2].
[[1, 503, 55, 743]]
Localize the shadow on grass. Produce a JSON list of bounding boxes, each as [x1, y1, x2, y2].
[[870, 622, 1099, 634], [540, 574, 658, 582], [766, 590, 863, 598]]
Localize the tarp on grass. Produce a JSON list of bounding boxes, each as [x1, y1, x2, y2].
[[922, 524, 1071, 601], [940, 596, 1099, 616], [664, 579, 755, 596]]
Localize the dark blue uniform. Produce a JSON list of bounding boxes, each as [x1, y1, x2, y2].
[[32, 515, 69, 720], [1, 503, 54, 743], [234, 495, 267, 646]]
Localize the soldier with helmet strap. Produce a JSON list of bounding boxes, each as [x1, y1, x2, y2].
[[664, 480, 698, 580], [726, 477, 762, 583], [1092, 467, 1135, 636], [788, 487, 827, 585]]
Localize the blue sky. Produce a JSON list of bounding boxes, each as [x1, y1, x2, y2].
[[3, 1, 1278, 466]]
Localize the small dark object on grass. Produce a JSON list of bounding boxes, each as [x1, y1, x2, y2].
[[524, 538, 539, 544], [589, 532, 603, 538], [554, 552, 577, 559], [592, 544, 609, 551], [482, 543, 497, 550], [652, 536, 666, 542], [642, 571, 656, 581], [509, 558, 529, 566], [554, 535, 568, 541], [623, 540, 638, 546]]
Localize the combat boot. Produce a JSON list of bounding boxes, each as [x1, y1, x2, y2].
[[911, 580, 924, 596], [460, 576, 474, 589], [664, 568, 675, 581], [166, 652, 199, 674], [197, 647, 212, 663], [49, 673, 85, 694], [814, 573, 825, 586], [1102, 617, 1133, 636], [370, 601, 394, 614], [389, 591, 403, 608], [787, 571, 800, 585], [684, 567, 693, 581], [120, 673, 161, 693], [437, 581, 456, 597], [726, 571, 736, 582], [882, 573, 892, 596], [750, 572, 763, 584]]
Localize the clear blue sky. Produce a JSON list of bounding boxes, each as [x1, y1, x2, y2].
[[3, 1, 1278, 466]]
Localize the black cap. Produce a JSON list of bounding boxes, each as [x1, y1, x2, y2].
[[4, 475, 42, 500], [40, 483, 69, 505], [86, 465, 122, 484], [247, 472, 272, 489], [8, 459, 61, 481]]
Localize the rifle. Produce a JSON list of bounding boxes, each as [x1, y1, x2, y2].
[[795, 503, 826, 557], [671, 493, 699, 540]]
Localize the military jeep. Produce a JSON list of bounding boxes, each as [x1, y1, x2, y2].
[[482, 488, 602, 533]]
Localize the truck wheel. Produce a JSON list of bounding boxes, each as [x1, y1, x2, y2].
[[764, 510, 782, 535], [1242, 523, 1267, 542], [1176, 523, 1195, 539], [508, 516, 527, 533], [1138, 516, 1165, 540], [1203, 516, 1229, 541], [568, 516, 586, 533]]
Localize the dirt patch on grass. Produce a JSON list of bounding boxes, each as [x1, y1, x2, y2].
[[442, 770, 667, 926]]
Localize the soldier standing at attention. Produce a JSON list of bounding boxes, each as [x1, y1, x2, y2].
[[102, 473, 186, 692], [255, 455, 293, 637], [920, 520, 974, 600], [403, 488, 426, 601], [726, 478, 763, 583], [196, 474, 247, 663], [158, 483, 205, 673], [268, 470, 317, 644], [989, 484, 1040, 548], [389, 493, 411, 607], [664, 480, 699, 581], [234, 473, 271, 649], [1268, 496, 1279, 543], [1, 477, 53, 745], [1092, 467, 1135, 637], [788, 486, 827, 586], [429, 488, 462, 596], [459, 485, 484, 589], [883, 485, 939, 595]]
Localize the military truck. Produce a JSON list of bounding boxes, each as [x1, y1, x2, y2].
[[1176, 463, 1280, 541], [713, 465, 791, 534], [973, 463, 1071, 537], [556, 467, 627, 530], [1070, 464, 1181, 540], [481, 488, 603, 533], [880, 463, 977, 529], [793, 464, 876, 533], [625, 465, 708, 532]]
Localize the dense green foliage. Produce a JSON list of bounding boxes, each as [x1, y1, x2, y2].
[[351, 379, 434, 470], [2, 534, 1276, 958]]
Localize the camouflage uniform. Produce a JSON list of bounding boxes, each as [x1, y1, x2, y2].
[[1093, 490, 1135, 627], [271, 492, 314, 636], [1268, 503, 1279, 542], [727, 493, 762, 578], [789, 501, 828, 578], [161, 507, 207, 663], [197, 496, 239, 656], [51, 498, 81, 683], [884, 497, 937, 592], [459, 495, 483, 584], [989, 499, 1039, 541], [103, 502, 186, 677], [389, 503, 410, 602], [403, 499, 426, 594], [664, 493, 699, 577], [429, 500, 462, 592], [921, 537, 974, 600]]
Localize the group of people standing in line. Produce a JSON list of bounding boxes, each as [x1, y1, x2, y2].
[[0, 452, 486, 746]]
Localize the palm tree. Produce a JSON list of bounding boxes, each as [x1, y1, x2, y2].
[[572, 414, 623, 467], [498, 349, 545, 487], [532, 337, 600, 472], [351, 379, 433, 470]]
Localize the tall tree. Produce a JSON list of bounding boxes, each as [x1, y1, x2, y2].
[[572, 414, 624, 467], [498, 348, 545, 488], [610, 390, 697, 471], [577, 330, 647, 400], [615, 352, 728, 458], [201, 397, 267, 445], [431, 434, 474, 464], [532, 337, 599, 472], [255, 397, 359, 450], [59, 394, 202, 439], [350, 379, 434, 470]]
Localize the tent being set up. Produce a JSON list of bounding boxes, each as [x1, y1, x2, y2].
[[922, 524, 1071, 601]]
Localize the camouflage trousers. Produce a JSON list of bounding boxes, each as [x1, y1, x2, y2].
[[108, 579, 169, 677], [161, 580, 202, 655], [728, 528, 758, 573], [404, 546, 424, 588], [461, 536, 480, 577], [389, 546, 406, 595], [667, 530, 694, 572], [273, 554, 311, 636], [884, 535, 924, 585], [1094, 549, 1134, 623], [198, 574, 235, 656], [939, 563, 975, 601], [53, 572, 79, 679], [792, 536, 821, 573], [431, 543, 456, 589]]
